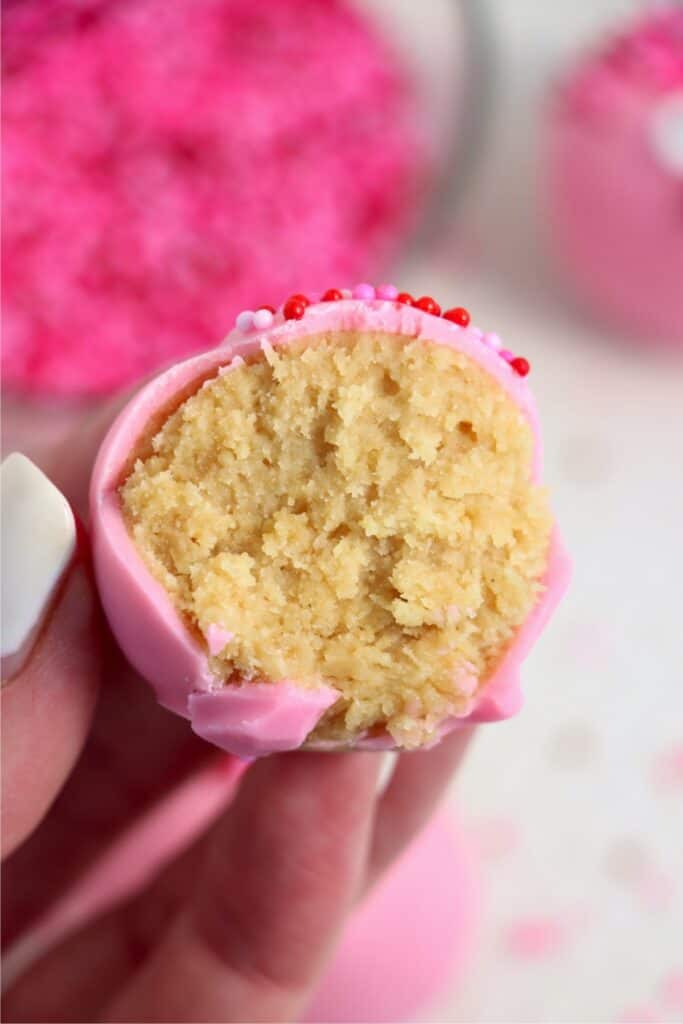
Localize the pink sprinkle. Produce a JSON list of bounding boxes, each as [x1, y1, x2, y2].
[[252, 308, 274, 331], [376, 283, 398, 300], [499, 349, 515, 362], [235, 310, 254, 333], [502, 917, 566, 959], [352, 282, 376, 300], [483, 331, 503, 350]]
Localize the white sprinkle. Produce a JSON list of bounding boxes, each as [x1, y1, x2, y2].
[[235, 310, 255, 333]]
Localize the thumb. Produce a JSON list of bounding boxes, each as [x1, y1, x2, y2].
[[1, 454, 101, 857]]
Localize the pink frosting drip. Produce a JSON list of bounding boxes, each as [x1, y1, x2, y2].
[[90, 298, 570, 756]]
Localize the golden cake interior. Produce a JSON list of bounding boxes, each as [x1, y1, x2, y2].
[[121, 331, 552, 748]]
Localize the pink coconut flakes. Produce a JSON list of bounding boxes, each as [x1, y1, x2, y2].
[[2, 0, 432, 396]]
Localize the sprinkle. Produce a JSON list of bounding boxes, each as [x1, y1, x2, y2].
[[415, 295, 441, 316], [483, 331, 503, 350], [499, 349, 515, 362], [396, 292, 414, 305], [352, 282, 376, 300], [288, 293, 311, 308], [376, 283, 399, 300], [257, 304, 276, 314], [252, 308, 274, 330], [283, 296, 307, 320], [511, 356, 530, 376], [235, 310, 254, 332], [322, 288, 343, 301], [443, 306, 470, 326]]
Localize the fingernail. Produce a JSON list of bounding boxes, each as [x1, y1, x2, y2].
[[1, 453, 76, 682], [376, 752, 398, 796]]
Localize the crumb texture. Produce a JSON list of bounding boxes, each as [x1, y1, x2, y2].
[[121, 331, 552, 748]]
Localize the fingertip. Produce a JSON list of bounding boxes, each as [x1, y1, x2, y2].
[[1, 564, 101, 856]]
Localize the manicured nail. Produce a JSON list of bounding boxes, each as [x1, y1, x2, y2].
[[1, 453, 76, 682]]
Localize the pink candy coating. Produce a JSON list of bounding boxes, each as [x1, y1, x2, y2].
[[376, 283, 399, 300], [205, 625, 235, 657], [90, 298, 570, 757], [189, 683, 338, 759], [546, 7, 683, 344]]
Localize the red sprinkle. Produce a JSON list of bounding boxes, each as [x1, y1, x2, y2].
[[258, 304, 276, 314], [443, 307, 470, 327], [511, 356, 530, 377], [283, 297, 307, 320], [396, 292, 414, 305], [288, 293, 311, 308], [322, 288, 343, 301], [415, 295, 441, 316]]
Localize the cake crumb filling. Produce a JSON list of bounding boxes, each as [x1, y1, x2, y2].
[[121, 331, 552, 748]]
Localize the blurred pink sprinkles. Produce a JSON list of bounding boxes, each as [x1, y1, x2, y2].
[[2, 0, 431, 396]]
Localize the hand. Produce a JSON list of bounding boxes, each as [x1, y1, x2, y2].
[[1, 404, 471, 1023]]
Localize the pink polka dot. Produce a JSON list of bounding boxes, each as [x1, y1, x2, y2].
[[502, 917, 566, 960], [469, 818, 519, 861], [660, 969, 683, 1012], [652, 743, 683, 792], [616, 1007, 658, 1023], [637, 868, 676, 912]]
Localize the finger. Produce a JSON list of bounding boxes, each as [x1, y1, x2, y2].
[[3, 386, 215, 942], [104, 751, 381, 1023], [1, 455, 101, 858], [2, 659, 213, 948], [1, 757, 241, 1022], [366, 727, 473, 888], [5, 753, 382, 1023]]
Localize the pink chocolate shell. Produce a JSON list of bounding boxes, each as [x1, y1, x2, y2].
[[90, 299, 571, 758]]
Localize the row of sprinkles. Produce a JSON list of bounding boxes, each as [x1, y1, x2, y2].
[[233, 283, 531, 377]]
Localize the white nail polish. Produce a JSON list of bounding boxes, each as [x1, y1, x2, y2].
[[1, 453, 76, 682], [376, 752, 398, 796]]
